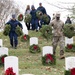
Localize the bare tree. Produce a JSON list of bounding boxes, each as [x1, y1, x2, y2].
[[0, 0, 20, 29], [69, 4, 75, 23]]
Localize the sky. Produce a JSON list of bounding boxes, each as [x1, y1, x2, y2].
[[14, 0, 75, 22]]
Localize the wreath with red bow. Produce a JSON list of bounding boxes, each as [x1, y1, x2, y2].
[[65, 44, 75, 52], [21, 34, 30, 42], [29, 44, 41, 53], [65, 68, 75, 75], [42, 53, 56, 65], [18, 14, 23, 21], [0, 54, 7, 66]]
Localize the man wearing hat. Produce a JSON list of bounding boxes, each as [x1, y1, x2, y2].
[[6, 14, 23, 49], [50, 12, 65, 59]]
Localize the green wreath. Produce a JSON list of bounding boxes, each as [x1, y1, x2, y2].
[[63, 24, 75, 38], [36, 10, 43, 19], [15, 26, 23, 37], [64, 68, 75, 75], [3, 24, 11, 36], [65, 44, 75, 52], [64, 70, 70, 75], [18, 14, 23, 21], [42, 14, 49, 23], [29, 44, 41, 53], [24, 14, 32, 23], [0, 54, 7, 66], [42, 53, 56, 65], [21, 34, 30, 42], [40, 25, 52, 40]]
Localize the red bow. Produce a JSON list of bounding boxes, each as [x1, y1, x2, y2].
[[71, 68, 75, 75], [33, 45, 38, 50], [5, 67, 16, 75], [46, 54, 54, 63], [23, 35, 27, 40], [67, 44, 72, 49]]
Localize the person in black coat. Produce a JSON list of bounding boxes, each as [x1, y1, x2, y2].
[[6, 14, 23, 49], [30, 5, 39, 31], [65, 16, 72, 24]]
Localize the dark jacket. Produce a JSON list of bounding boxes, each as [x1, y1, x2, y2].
[[30, 9, 37, 20], [6, 19, 23, 32], [65, 19, 72, 24], [37, 6, 47, 14]]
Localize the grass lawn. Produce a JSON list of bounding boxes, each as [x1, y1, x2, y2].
[[0, 30, 75, 75]]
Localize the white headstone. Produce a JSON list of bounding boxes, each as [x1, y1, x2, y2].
[[0, 39, 3, 47], [42, 46, 53, 56], [65, 37, 73, 46], [4, 56, 19, 75], [65, 57, 75, 70], [23, 29, 28, 35], [30, 37, 38, 46], [0, 47, 8, 56], [21, 21, 27, 30], [0, 29, 3, 32]]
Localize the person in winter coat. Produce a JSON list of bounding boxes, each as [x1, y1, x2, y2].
[[65, 16, 72, 24], [6, 14, 23, 49], [25, 5, 31, 30], [30, 5, 39, 31], [37, 3, 47, 26], [37, 3, 47, 14]]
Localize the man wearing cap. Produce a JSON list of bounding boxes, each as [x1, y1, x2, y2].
[[50, 12, 65, 59], [6, 14, 23, 49]]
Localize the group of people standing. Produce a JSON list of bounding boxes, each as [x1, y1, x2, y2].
[[5, 2, 72, 60], [5, 2, 51, 49], [25, 3, 51, 31]]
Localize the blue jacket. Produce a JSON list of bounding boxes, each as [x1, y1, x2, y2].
[[6, 19, 23, 32], [37, 6, 47, 14], [30, 9, 37, 20]]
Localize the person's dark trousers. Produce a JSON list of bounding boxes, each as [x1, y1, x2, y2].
[[32, 24, 35, 30], [9, 31, 18, 48], [31, 19, 35, 30], [35, 19, 39, 30], [40, 19, 44, 27], [26, 23, 30, 30]]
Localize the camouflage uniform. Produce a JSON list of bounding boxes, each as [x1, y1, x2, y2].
[[50, 13, 65, 56]]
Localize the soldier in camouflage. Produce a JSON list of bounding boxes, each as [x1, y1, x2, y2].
[[50, 12, 65, 59]]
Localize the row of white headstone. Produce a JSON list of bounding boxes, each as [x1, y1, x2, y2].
[[22, 29, 73, 46], [0, 35, 74, 75]]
